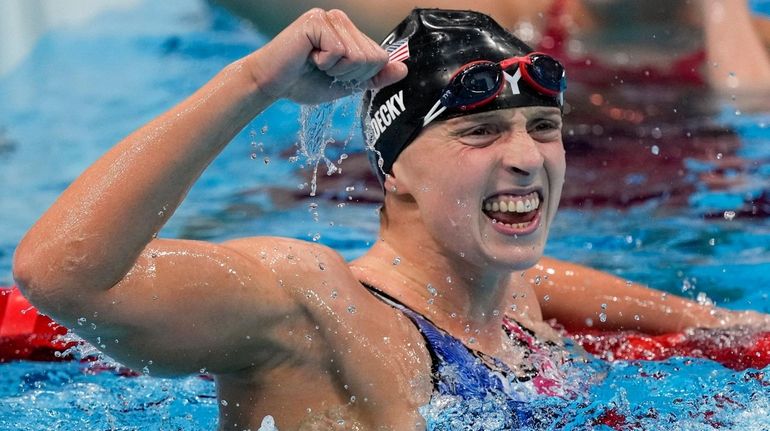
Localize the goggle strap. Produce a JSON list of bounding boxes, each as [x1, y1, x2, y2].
[[423, 100, 447, 127]]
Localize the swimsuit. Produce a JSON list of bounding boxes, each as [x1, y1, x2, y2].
[[363, 284, 573, 428]]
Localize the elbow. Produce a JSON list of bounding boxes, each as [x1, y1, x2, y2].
[[12, 236, 62, 306], [13, 239, 36, 292], [12, 239, 45, 300]]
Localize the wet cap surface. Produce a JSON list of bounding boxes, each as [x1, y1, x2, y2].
[[362, 9, 564, 184]]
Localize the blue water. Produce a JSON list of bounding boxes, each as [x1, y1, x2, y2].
[[2, 0, 770, 429]]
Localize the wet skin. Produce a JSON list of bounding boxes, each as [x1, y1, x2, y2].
[[13, 8, 767, 431]]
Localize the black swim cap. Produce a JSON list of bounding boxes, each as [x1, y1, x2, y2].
[[362, 9, 565, 185]]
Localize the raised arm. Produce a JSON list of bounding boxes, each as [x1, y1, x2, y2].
[[533, 257, 769, 334], [12, 9, 406, 375]]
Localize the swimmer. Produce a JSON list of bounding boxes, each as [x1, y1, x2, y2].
[[215, 0, 770, 91], [13, 8, 770, 430]]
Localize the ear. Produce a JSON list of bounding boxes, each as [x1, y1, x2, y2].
[[383, 173, 401, 194], [386, 160, 414, 195]]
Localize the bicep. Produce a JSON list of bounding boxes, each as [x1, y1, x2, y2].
[[65, 238, 303, 375]]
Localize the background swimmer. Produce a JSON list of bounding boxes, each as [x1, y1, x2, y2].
[[213, 0, 770, 92]]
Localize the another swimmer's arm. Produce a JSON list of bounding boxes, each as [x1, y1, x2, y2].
[[702, 0, 770, 91], [532, 257, 768, 333], [211, 0, 544, 39]]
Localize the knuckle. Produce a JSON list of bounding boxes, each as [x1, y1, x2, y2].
[[327, 9, 350, 22], [304, 7, 326, 19]]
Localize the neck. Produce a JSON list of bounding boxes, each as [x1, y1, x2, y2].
[[351, 223, 541, 343]]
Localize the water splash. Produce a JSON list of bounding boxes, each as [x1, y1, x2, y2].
[[257, 415, 278, 431], [296, 89, 364, 197]]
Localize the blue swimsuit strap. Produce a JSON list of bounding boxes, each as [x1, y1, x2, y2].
[[360, 283, 519, 399]]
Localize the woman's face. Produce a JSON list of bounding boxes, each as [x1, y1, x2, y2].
[[391, 106, 566, 270]]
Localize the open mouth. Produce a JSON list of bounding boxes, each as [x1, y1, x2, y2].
[[482, 191, 542, 231]]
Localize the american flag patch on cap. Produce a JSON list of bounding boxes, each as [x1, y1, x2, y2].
[[386, 38, 410, 62]]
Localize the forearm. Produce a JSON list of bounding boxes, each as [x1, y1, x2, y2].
[[702, 0, 770, 91], [14, 56, 272, 297], [533, 258, 721, 333]]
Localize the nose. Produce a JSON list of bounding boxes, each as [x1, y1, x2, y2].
[[499, 131, 545, 178]]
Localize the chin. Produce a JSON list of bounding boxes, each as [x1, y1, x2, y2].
[[484, 244, 545, 271]]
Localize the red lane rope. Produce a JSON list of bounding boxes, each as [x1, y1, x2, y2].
[[1, 286, 71, 362], [2, 285, 770, 371]]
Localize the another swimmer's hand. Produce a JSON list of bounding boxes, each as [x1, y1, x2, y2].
[[244, 9, 408, 104]]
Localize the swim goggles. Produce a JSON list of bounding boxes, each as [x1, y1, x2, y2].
[[423, 53, 566, 126]]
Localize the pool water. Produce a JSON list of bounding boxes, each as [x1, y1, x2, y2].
[[1, 0, 770, 429]]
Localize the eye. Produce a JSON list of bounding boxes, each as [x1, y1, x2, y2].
[[528, 119, 562, 140], [457, 124, 500, 146]]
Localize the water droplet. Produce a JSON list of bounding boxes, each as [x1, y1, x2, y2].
[[330, 290, 338, 299], [468, 337, 477, 344], [221, 399, 228, 406], [708, 238, 716, 246], [77, 317, 86, 326], [601, 303, 607, 310], [634, 314, 640, 321], [543, 294, 550, 302], [599, 313, 607, 322], [651, 145, 660, 155], [260, 125, 269, 134], [392, 257, 401, 265], [723, 211, 736, 221], [427, 284, 437, 296], [349, 395, 356, 403], [318, 262, 326, 271], [446, 276, 453, 284], [250, 153, 257, 160], [383, 336, 390, 344], [347, 305, 357, 314], [534, 275, 542, 285], [345, 186, 355, 192]]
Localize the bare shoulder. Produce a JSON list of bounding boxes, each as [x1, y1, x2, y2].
[[221, 236, 358, 299], [222, 236, 349, 275]]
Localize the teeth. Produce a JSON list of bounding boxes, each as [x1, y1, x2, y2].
[[483, 192, 541, 214], [507, 222, 531, 229]]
